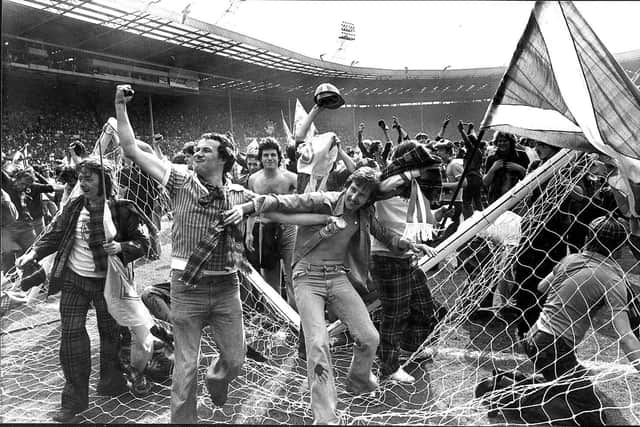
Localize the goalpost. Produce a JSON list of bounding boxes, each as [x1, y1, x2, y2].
[[2, 124, 639, 425]]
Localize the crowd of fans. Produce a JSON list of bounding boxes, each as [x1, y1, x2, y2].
[[1, 82, 639, 425]]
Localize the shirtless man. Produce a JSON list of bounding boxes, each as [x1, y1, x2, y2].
[[247, 137, 298, 306]]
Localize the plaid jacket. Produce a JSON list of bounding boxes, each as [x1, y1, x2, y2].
[[32, 196, 149, 295]]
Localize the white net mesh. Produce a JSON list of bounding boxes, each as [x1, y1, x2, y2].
[[1, 138, 639, 424]]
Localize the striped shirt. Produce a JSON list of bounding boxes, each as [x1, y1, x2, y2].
[[161, 166, 256, 273]]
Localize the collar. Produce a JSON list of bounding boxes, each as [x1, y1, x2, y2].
[[335, 191, 347, 216], [194, 173, 227, 193]]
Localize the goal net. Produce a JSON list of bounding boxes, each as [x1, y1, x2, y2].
[[1, 132, 639, 425]]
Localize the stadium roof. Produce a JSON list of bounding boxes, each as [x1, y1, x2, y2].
[[3, 0, 640, 105]]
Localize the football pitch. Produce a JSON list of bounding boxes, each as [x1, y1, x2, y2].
[[1, 241, 639, 424]]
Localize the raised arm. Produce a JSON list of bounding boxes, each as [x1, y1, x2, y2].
[[435, 115, 451, 141], [357, 123, 372, 158], [295, 104, 323, 143], [114, 85, 168, 183], [335, 136, 355, 173], [392, 116, 409, 144]]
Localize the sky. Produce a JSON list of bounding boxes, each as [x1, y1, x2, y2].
[[156, 0, 640, 70]]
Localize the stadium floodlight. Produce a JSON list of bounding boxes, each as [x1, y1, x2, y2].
[[339, 21, 356, 41]]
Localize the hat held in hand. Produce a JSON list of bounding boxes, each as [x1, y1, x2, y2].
[[19, 260, 46, 292], [314, 83, 345, 110]]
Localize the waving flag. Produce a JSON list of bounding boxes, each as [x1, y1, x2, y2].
[[481, 0, 640, 220], [293, 99, 317, 143]]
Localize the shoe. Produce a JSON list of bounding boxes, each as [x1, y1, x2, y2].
[[246, 344, 267, 363], [51, 408, 82, 423], [389, 367, 415, 384], [129, 369, 153, 397], [474, 376, 496, 398], [145, 356, 173, 382], [96, 378, 128, 397], [150, 325, 174, 352], [205, 377, 229, 406]]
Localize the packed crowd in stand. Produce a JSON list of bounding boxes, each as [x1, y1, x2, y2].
[[1, 81, 639, 425]]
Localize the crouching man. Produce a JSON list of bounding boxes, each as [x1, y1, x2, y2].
[[524, 215, 640, 424]]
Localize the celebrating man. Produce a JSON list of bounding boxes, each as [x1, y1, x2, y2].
[[114, 84, 255, 423], [223, 166, 432, 424]]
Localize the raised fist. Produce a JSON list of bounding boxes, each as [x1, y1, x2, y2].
[[392, 116, 400, 129], [378, 120, 389, 131], [115, 84, 134, 104]]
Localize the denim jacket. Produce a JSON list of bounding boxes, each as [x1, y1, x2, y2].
[[251, 191, 404, 292]]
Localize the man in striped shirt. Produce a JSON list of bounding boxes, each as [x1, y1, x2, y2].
[[115, 85, 255, 423]]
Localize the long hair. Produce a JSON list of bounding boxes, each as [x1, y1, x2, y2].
[[493, 131, 519, 162], [76, 158, 114, 198]]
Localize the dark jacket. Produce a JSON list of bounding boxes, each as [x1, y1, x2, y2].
[[32, 196, 149, 295]]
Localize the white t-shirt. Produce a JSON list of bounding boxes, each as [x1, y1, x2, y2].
[[440, 158, 464, 203], [68, 207, 106, 278]]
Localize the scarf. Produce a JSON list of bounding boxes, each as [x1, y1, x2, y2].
[[86, 198, 109, 273], [198, 180, 226, 206], [182, 180, 249, 288]]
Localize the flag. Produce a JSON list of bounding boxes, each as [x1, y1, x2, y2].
[[297, 132, 338, 193], [293, 99, 316, 143], [281, 110, 295, 147], [403, 179, 436, 243], [480, 1, 640, 220]]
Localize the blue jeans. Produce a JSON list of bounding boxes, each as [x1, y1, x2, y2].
[[170, 270, 245, 424], [292, 262, 379, 424]]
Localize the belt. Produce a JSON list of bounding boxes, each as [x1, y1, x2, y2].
[[297, 262, 345, 272]]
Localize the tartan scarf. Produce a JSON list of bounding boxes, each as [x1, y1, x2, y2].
[[198, 180, 226, 206], [86, 198, 109, 273], [181, 180, 247, 288]]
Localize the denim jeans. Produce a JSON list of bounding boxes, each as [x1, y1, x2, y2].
[[170, 270, 245, 424], [263, 224, 297, 310], [292, 262, 379, 424]]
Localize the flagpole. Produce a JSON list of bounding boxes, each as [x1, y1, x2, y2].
[[96, 125, 110, 212], [436, 129, 485, 232], [420, 148, 576, 272]]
